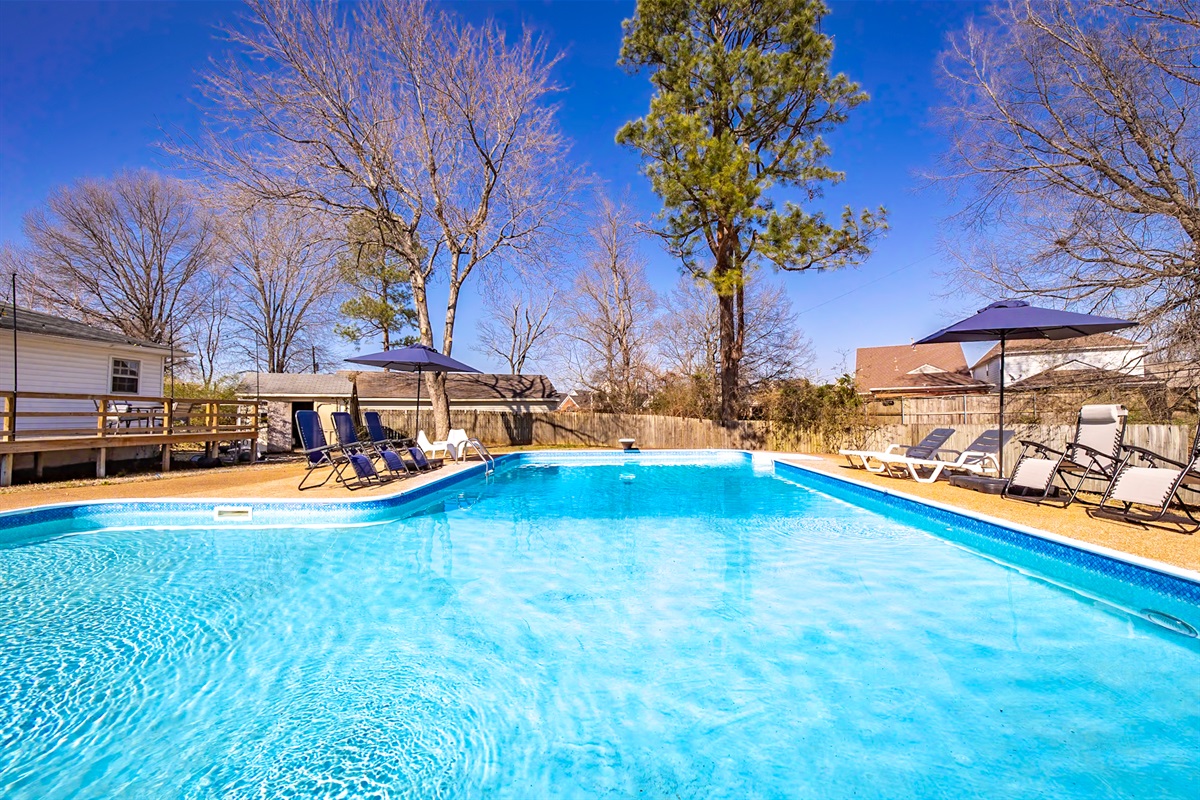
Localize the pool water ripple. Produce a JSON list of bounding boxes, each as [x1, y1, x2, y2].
[[1, 459, 1197, 798]]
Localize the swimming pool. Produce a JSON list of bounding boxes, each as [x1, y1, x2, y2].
[[1, 451, 1197, 798]]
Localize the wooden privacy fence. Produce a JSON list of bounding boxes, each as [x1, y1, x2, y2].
[[374, 409, 1196, 465]]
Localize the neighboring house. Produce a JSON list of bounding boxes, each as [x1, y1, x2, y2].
[[0, 307, 181, 471], [239, 371, 560, 452], [854, 342, 989, 398], [969, 333, 1146, 387], [556, 389, 596, 412]]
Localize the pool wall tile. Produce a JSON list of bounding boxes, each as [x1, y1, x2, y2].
[[1, 450, 1196, 633]]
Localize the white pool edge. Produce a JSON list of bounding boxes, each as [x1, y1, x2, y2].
[[2, 448, 1196, 587], [772, 456, 1200, 585]]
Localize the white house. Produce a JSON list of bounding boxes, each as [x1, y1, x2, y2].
[[969, 333, 1147, 387], [0, 307, 181, 473]]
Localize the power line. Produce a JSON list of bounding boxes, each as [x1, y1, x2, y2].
[[794, 252, 938, 317]]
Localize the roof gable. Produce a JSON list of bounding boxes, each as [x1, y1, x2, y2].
[[855, 343, 971, 392]]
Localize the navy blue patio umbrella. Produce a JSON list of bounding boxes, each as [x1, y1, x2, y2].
[[345, 344, 480, 435], [916, 300, 1135, 478]]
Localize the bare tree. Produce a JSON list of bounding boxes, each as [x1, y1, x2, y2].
[[18, 169, 216, 343], [559, 195, 659, 413], [657, 275, 815, 418], [478, 286, 558, 374], [175, 0, 582, 435], [182, 277, 231, 387], [937, 0, 1199, 364], [217, 199, 342, 373]]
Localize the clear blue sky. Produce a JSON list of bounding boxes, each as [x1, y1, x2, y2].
[[0, 0, 992, 379]]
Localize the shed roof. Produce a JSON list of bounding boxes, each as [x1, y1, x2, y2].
[[238, 372, 353, 397], [356, 372, 558, 401], [237, 371, 559, 401], [0, 306, 177, 352]]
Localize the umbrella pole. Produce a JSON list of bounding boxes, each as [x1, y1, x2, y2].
[[999, 335, 1007, 479], [415, 365, 422, 439]]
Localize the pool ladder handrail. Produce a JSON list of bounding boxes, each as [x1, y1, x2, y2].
[[459, 438, 495, 474]]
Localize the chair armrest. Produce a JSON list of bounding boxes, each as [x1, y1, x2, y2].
[[933, 448, 963, 462], [1121, 444, 1188, 470], [1019, 440, 1062, 458], [883, 444, 902, 455]]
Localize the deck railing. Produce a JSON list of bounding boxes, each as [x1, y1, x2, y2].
[[0, 391, 261, 484], [0, 392, 259, 441]]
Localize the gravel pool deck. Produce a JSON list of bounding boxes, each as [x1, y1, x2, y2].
[[0, 451, 1195, 572]]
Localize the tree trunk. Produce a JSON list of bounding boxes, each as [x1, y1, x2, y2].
[[407, 267, 452, 438], [718, 289, 740, 425], [427, 370, 450, 438]]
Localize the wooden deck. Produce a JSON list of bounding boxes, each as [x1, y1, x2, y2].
[[0, 391, 260, 485]]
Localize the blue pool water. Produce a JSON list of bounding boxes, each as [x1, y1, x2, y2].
[[1, 453, 1197, 798]]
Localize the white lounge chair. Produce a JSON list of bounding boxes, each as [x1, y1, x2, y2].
[[446, 428, 470, 461], [417, 430, 450, 458], [840, 428, 956, 474], [1005, 404, 1127, 507], [1095, 425, 1199, 532], [877, 429, 1015, 484]]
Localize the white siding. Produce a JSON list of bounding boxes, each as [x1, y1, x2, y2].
[[970, 346, 1146, 385], [0, 332, 167, 433]]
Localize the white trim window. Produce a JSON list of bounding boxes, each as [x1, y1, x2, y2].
[[110, 358, 141, 394]]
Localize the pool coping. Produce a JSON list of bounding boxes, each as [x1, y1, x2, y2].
[[771, 456, 1200, 587], [1, 448, 1197, 590]]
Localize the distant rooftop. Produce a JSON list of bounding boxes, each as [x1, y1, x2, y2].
[[972, 333, 1141, 368], [238, 372, 352, 397], [855, 342, 986, 394], [237, 371, 559, 401]]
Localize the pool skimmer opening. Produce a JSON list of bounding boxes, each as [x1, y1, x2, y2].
[[213, 505, 253, 522], [1141, 609, 1197, 638]]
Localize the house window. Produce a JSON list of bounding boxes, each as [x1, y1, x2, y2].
[[111, 358, 141, 394]]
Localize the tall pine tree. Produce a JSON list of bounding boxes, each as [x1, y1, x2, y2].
[[335, 216, 419, 351], [618, 0, 885, 423]]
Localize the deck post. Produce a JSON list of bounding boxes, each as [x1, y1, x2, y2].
[[0, 454, 11, 487], [96, 447, 107, 479], [161, 444, 171, 473], [33, 451, 43, 479]]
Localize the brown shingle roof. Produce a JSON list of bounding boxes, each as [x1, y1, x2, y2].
[[855, 343, 979, 393], [972, 333, 1140, 368], [0, 306, 177, 352], [237, 373, 353, 396], [355, 372, 559, 401], [1008, 365, 1161, 391], [237, 371, 559, 401]]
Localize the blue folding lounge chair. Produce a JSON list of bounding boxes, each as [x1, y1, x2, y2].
[[331, 411, 409, 485], [295, 410, 351, 491], [364, 411, 410, 452], [407, 446, 443, 472]]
